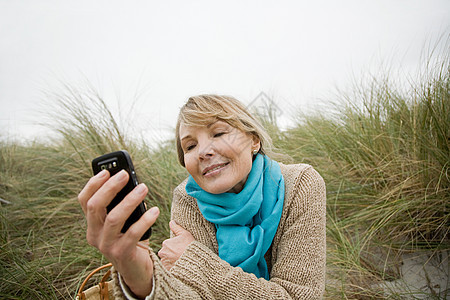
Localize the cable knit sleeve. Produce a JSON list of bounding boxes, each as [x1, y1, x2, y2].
[[146, 164, 326, 299]]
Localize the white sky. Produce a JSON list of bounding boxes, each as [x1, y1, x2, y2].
[[0, 0, 449, 143]]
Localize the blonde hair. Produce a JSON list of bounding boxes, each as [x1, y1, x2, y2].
[[175, 94, 274, 167]]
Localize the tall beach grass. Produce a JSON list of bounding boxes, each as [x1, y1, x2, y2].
[[279, 48, 449, 298]]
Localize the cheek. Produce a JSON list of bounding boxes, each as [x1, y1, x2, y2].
[[232, 152, 252, 175], [220, 139, 249, 158], [183, 155, 197, 176], [242, 156, 253, 174]]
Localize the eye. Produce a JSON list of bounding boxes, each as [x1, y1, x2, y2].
[[185, 144, 196, 152], [213, 132, 226, 138]]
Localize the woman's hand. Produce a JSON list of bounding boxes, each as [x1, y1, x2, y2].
[[78, 169, 159, 298], [158, 220, 195, 270]]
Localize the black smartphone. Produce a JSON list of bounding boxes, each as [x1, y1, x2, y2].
[[92, 150, 151, 241]]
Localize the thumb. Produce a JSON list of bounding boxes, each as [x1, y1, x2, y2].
[[169, 220, 185, 236]]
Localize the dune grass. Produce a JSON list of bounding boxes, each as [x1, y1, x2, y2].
[[1, 51, 448, 299], [279, 50, 449, 298], [0, 84, 188, 298]]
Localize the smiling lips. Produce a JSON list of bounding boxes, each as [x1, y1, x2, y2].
[[202, 162, 229, 176]]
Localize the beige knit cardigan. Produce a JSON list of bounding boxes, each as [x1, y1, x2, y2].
[[112, 163, 326, 299]]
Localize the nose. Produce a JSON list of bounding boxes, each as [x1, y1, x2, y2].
[[198, 138, 215, 160]]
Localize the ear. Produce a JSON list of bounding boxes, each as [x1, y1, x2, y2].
[[251, 135, 261, 152]]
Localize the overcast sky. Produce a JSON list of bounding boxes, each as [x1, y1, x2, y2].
[[1, 1, 449, 143]]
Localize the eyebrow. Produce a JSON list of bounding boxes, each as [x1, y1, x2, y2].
[[180, 121, 226, 141], [209, 120, 232, 129], [180, 134, 192, 142], [206, 120, 219, 128]]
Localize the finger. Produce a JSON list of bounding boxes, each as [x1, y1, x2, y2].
[[161, 258, 174, 271], [157, 246, 171, 269], [101, 183, 149, 243], [78, 170, 110, 214], [158, 239, 167, 255], [123, 206, 160, 247], [103, 206, 159, 257], [85, 170, 129, 240], [86, 169, 129, 217], [169, 220, 185, 236]]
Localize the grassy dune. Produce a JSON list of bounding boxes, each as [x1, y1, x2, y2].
[[1, 53, 448, 299]]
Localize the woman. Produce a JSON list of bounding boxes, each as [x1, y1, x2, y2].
[[78, 95, 326, 299]]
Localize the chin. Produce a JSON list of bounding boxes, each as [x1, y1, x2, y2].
[[200, 181, 232, 194], [204, 186, 228, 194]]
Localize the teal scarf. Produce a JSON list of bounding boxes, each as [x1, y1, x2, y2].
[[185, 154, 285, 279]]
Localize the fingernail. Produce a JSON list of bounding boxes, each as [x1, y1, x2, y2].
[[97, 170, 108, 178], [135, 183, 147, 195], [149, 206, 159, 216], [116, 170, 127, 181]]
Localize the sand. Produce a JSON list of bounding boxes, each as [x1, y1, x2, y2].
[[373, 250, 449, 299]]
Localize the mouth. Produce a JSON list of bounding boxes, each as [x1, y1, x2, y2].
[[202, 162, 230, 176]]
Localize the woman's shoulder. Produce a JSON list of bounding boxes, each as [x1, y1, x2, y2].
[[278, 162, 325, 202], [174, 177, 189, 192], [173, 177, 190, 199], [278, 162, 311, 178], [279, 162, 323, 184], [172, 177, 198, 209]]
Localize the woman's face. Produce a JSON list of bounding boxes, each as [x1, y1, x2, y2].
[[179, 120, 260, 194]]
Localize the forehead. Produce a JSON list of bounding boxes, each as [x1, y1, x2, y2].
[[179, 120, 231, 137]]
